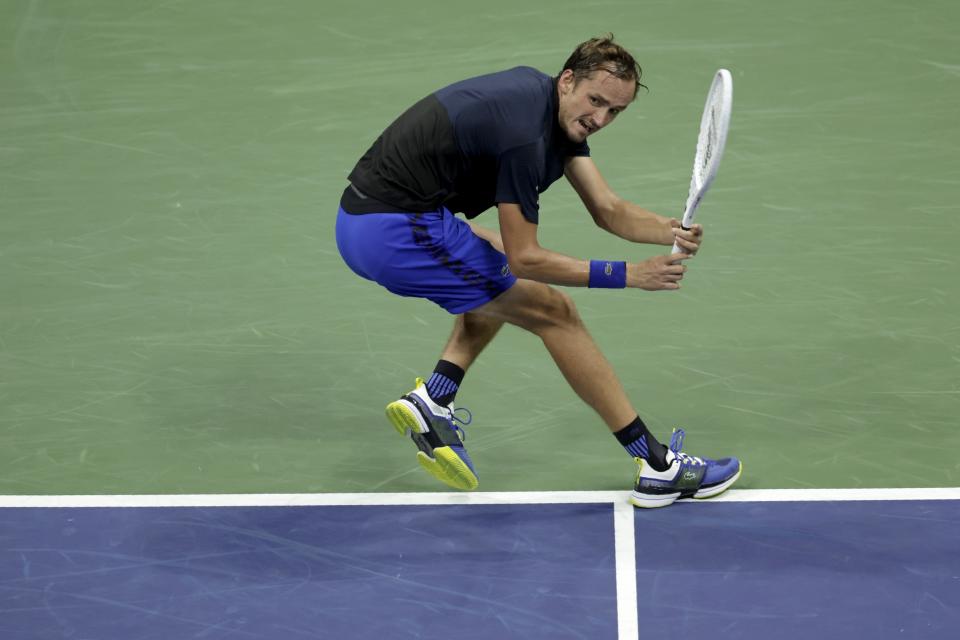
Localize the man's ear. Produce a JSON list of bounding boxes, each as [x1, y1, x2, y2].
[[558, 68, 575, 94]]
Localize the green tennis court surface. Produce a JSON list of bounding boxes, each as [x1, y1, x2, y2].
[[2, 0, 957, 495]]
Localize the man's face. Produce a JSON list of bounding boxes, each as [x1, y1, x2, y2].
[[557, 68, 635, 143]]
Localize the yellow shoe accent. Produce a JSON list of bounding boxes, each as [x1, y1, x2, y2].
[[385, 378, 430, 435], [417, 448, 479, 491], [629, 495, 677, 509], [385, 400, 421, 436]]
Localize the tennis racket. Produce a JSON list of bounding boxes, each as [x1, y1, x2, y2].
[[672, 68, 733, 254]]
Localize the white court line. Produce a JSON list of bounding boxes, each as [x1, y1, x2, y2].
[[613, 499, 639, 640], [0, 487, 958, 508]]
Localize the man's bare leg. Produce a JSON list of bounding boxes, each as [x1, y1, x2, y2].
[[437, 313, 504, 371], [458, 222, 635, 430], [470, 279, 636, 432]]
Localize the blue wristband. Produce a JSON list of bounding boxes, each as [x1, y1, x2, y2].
[[588, 260, 627, 288]]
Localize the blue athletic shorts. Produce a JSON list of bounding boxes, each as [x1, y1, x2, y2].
[[335, 206, 517, 314]]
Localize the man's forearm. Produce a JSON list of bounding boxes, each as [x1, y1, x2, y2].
[[508, 247, 591, 286], [600, 199, 674, 245]]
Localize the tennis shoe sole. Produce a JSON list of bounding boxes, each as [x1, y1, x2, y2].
[[385, 398, 479, 491]]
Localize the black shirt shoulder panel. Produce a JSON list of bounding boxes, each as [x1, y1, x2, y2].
[[347, 66, 590, 219], [347, 94, 458, 213]]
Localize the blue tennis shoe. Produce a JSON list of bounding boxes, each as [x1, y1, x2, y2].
[[385, 378, 478, 491], [630, 428, 741, 509]]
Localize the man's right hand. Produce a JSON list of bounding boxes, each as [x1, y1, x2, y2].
[[627, 253, 691, 290]]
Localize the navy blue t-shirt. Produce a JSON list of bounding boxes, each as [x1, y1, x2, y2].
[[346, 66, 590, 224]]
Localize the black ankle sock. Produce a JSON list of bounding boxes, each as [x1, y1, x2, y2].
[[613, 416, 670, 472], [425, 360, 465, 406]]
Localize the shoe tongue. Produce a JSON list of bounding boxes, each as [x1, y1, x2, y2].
[[645, 449, 674, 473], [421, 390, 451, 416]]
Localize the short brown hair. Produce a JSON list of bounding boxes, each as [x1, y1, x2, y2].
[[560, 34, 645, 98]]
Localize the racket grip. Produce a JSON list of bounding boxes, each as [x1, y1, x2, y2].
[[673, 208, 695, 253]]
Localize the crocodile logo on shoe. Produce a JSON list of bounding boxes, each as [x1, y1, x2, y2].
[[683, 471, 697, 481]]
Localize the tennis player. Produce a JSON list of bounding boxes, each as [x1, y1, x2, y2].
[[335, 35, 741, 508]]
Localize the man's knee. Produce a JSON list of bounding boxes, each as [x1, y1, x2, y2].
[[518, 286, 582, 333], [474, 280, 582, 333]]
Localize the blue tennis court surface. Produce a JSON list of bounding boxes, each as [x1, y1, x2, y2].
[[635, 500, 960, 638], [1, 492, 958, 639]]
